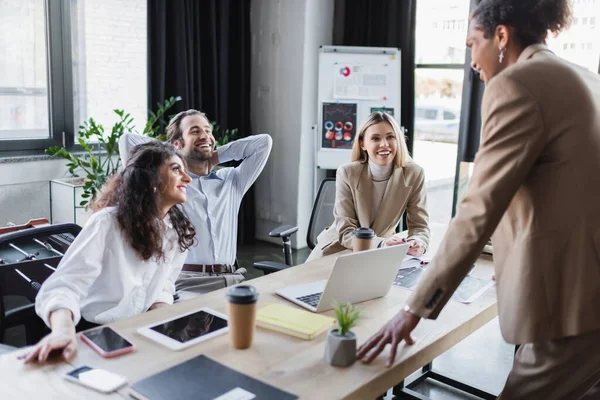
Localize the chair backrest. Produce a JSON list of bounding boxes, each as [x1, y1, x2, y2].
[[306, 178, 337, 250], [0, 223, 81, 342]]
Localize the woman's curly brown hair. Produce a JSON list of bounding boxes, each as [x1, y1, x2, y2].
[[472, 0, 572, 47], [92, 141, 196, 261]]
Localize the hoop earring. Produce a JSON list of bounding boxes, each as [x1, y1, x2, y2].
[[499, 47, 505, 64]]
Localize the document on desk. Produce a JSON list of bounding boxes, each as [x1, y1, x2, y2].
[[393, 258, 495, 304]]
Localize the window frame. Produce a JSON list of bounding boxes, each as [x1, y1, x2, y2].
[[1, 0, 75, 153]]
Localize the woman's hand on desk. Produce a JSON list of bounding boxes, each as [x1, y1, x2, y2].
[[356, 310, 421, 367], [19, 309, 77, 364], [384, 238, 426, 257]]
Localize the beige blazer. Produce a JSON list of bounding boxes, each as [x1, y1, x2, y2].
[[408, 44, 600, 344], [308, 161, 430, 261]]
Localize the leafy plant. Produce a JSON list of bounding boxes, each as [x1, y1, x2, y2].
[[212, 122, 239, 148], [144, 96, 183, 140], [47, 96, 182, 207], [332, 301, 361, 336]]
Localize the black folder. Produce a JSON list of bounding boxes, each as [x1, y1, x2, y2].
[[129, 355, 298, 400]]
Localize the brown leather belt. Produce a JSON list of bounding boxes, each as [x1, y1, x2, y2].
[[182, 264, 235, 274]]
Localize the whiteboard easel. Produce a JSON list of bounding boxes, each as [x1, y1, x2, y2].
[[315, 46, 402, 172]]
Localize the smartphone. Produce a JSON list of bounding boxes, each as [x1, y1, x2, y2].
[[64, 366, 128, 393], [81, 327, 135, 358]]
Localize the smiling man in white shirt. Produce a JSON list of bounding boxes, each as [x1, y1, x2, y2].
[[120, 110, 272, 299]]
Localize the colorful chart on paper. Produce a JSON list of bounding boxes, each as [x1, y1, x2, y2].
[[322, 102, 357, 149]]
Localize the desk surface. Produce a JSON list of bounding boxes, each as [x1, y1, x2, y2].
[[0, 223, 496, 400]]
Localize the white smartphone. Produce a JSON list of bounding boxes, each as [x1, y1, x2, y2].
[[64, 366, 128, 393], [137, 307, 228, 351]]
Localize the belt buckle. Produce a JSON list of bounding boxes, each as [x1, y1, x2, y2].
[[210, 265, 216, 274]]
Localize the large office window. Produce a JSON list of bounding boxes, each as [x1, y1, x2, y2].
[[0, 0, 50, 141], [547, 0, 600, 72], [414, 0, 470, 225], [0, 0, 147, 152]]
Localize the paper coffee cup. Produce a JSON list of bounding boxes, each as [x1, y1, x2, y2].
[[352, 227, 375, 252], [226, 285, 259, 349]]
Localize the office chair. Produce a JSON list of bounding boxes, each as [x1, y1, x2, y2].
[[0, 223, 81, 346], [253, 178, 336, 275]]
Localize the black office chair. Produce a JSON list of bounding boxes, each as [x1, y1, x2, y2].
[[253, 178, 336, 275], [0, 223, 81, 346]]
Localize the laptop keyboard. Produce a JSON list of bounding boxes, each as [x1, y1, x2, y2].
[[296, 292, 322, 308]]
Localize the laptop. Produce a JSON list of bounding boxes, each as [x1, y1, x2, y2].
[[276, 244, 409, 312]]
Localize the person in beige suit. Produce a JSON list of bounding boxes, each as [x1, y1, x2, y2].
[[357, 0, 600, 398], [307, 112, 430, 261]]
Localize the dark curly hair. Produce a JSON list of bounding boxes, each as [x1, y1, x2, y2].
[[92, 141, 196, 261], [472, 0, 572, 47]]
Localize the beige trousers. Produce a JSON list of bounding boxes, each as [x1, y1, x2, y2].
[[499, 328, 600, 399], [175, 268, 247, 301]]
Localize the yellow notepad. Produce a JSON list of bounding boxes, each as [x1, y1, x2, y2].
[[256, 303, 336, 340]]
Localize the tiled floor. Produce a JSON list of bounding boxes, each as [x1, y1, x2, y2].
[[237, 241, 513, 400]]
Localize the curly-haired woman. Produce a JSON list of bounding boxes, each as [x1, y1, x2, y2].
[[23, 141, 195, 364]]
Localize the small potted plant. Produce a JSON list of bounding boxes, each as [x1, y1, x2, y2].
[[325, 302, 360, 367]]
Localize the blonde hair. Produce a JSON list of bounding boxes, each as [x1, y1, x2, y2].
[[351, 112, 411, 168]]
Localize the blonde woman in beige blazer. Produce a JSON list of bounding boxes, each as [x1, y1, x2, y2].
[[308, 112, 430, 261]]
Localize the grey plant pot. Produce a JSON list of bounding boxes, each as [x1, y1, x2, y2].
[[324, 329, 357, 367]]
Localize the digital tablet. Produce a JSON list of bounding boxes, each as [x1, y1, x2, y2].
[[137, 308, 228, 351]]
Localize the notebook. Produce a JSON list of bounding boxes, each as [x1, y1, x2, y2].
[[129, 355, 297, 400], [256, 303, 335, 340]]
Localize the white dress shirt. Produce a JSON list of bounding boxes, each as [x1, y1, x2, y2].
[[35, 207, 187, 327], [119, 133, 273, 266]]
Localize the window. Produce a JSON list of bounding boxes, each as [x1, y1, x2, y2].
[[443, 110, 457, 120], [0, 0, 50, 141], [0, 0, 147, 152], [547, 1, 600, 72], [414, 0, 470, 225]]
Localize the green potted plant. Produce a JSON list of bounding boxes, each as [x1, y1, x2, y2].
[[211, 122, 239, 147], [47, 96, 182, 213], [325, 302, 361, 367]]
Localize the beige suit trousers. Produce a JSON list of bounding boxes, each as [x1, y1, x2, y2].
[[499, 328, 600, 399]]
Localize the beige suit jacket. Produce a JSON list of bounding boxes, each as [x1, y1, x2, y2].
[[408, 44, 600, 344], [309, 160, 430, 260]]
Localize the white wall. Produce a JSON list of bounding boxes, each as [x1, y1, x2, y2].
[[251, 0, 334, 249]]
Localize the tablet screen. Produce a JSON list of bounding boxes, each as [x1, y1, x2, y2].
[[149, 310, 228, 343]]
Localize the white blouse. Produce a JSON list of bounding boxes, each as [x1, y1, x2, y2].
[[35, 207, 188, 327]]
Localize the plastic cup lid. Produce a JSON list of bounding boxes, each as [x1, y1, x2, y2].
[[353, 227, 375, 239], [226, 285, 259, 304]]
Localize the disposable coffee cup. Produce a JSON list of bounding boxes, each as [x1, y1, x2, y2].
[[226, 285, 259, 349], [352, 227, 375, 252]]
